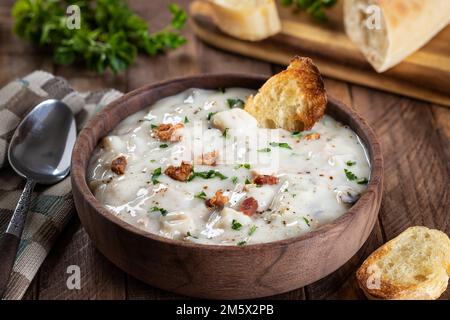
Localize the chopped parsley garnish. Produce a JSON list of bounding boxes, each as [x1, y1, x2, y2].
[[194, 191, 207, 200], [244, 178, 252, 184], [357, 177, 369, 185], [248, 225, 257, 236], [207, 112, 217, 121], [223, 128, 229, 138], [231, 219, 243, 230], [151, 167, 162, 184], [150, 206, 168, 216], [344, 168, 358, 181], [303, 217, 310, 227], [188, 169, 228, 181], [150, 159, 156, 163], [227, 98, 245, 109], [344, 169, 369, 185], [270, 142, 292, 150], [292, 131, 302, 138], [159, 144, 169, 148], [237, 241, 246, 246], [231, 176, 239, 184], [235, 163, 251, 170], [151, 124, 158, 129], [184, 116, 189, 123], [187, 231, 198, 239], [346, 160, 356, 166], [257, 148, 271, 152]]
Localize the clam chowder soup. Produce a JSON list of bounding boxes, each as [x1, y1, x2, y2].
[[88, 88, 370, 245]]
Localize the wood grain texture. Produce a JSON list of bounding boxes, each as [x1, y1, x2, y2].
[[189, 1, 450, 107], [70, 74, 383, 299], [0, 0, 446, 300]]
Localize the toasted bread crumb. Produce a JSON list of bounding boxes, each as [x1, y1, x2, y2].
[[245, 56, 327, 132]]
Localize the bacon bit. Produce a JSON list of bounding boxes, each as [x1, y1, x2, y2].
[[153, 123, 184, 141], [111, 156, 127, 175], [164, 161, 193, 182], [205, 190, 229, 208], [254, 174, 279, 185], [196, 150, 219, 166], [239, 197, 258, 216], [304, 133, 321, 140]]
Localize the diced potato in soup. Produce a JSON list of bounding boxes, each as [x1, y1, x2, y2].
[[87, 88, 370, 245]]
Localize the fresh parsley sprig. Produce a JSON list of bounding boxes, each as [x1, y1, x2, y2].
[[12, 0, 188, 74], [280, 0, 338, 21]]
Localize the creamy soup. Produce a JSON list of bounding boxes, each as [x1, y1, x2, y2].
[[88, 88, 370, 245]]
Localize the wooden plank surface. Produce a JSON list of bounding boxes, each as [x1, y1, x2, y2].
[[0, 0, 448, 300]]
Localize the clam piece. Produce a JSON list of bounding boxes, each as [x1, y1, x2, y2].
[[335, 187, 361, 205]]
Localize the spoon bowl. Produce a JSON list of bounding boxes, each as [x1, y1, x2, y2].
[[8, 99, 76, 184], [0, 99, 76, 298]]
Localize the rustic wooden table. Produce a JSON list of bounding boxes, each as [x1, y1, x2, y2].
[[0, 0, 448, 300]]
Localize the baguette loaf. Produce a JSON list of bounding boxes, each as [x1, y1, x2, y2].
[[344, 0, 450, 72], [190, 0, 281, 41], [245, 56, 327, 132], [357, 226, 450, 300]]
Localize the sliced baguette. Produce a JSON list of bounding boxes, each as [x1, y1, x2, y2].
[[190, 0, 281, 41], [245, 56, 327, 132], [357, 226, 450, 300]]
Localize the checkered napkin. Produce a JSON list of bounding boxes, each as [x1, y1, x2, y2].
[[0, 71, 122, 300]]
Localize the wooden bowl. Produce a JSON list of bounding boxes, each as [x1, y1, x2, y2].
[[71, 74, 383, 299]]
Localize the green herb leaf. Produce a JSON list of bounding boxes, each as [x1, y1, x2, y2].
[[188, 169, 228, 181], [223, 128, 229, 138], [235, 163, 251, 170], [292, 131, 302, 138], [344, 168, 358, 181], [231, 219, 243, 231], [237, 241, 247, 246], [245, 178, 252, 185], [159, 144, 169, 148], [248, 225, 257, 236], [270, 142, 292, 150], [194, 191, 207, 200], [232, 176, 239, 184], [357, 177, 369, 185], [151, 124, 158, 129], [186, 231, 198, 239], [150, 206, 168, 216], [227, 98, 245, 109], [151, 167, 162, 184], [257, 148, 271, 153], [281, 0, 337, 21], [12, 0, 188, 74], [344, 169, 369, 185], [302, 217, 310, 227], [207, 112, 217, 121], [346, 160, 356, 166], [184, 116, 189, 123]]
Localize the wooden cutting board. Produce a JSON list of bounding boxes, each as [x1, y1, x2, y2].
[[190, 1, 450, 107]]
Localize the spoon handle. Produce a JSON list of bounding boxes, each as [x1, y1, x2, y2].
[[0, 179, 35, 298]]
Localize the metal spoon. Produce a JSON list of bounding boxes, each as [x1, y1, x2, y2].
[[0, 99, 76, 298]]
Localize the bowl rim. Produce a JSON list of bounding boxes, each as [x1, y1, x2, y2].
[[71, 73, 383, 251]]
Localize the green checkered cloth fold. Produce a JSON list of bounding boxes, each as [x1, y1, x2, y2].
[[0, 71, 122, 300]]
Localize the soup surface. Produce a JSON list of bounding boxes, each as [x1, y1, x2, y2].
[[88, 88, 370, 245]]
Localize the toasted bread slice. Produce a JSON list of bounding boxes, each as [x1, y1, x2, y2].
[[244, 56, 327, 132], [190, 0, 281, 41], [357, 226, 450, 300]]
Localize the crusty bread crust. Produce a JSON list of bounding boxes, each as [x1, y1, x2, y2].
[[245, 56, 327, 131], [344, 0, 450, 72], [356, 226, 450, 300]]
